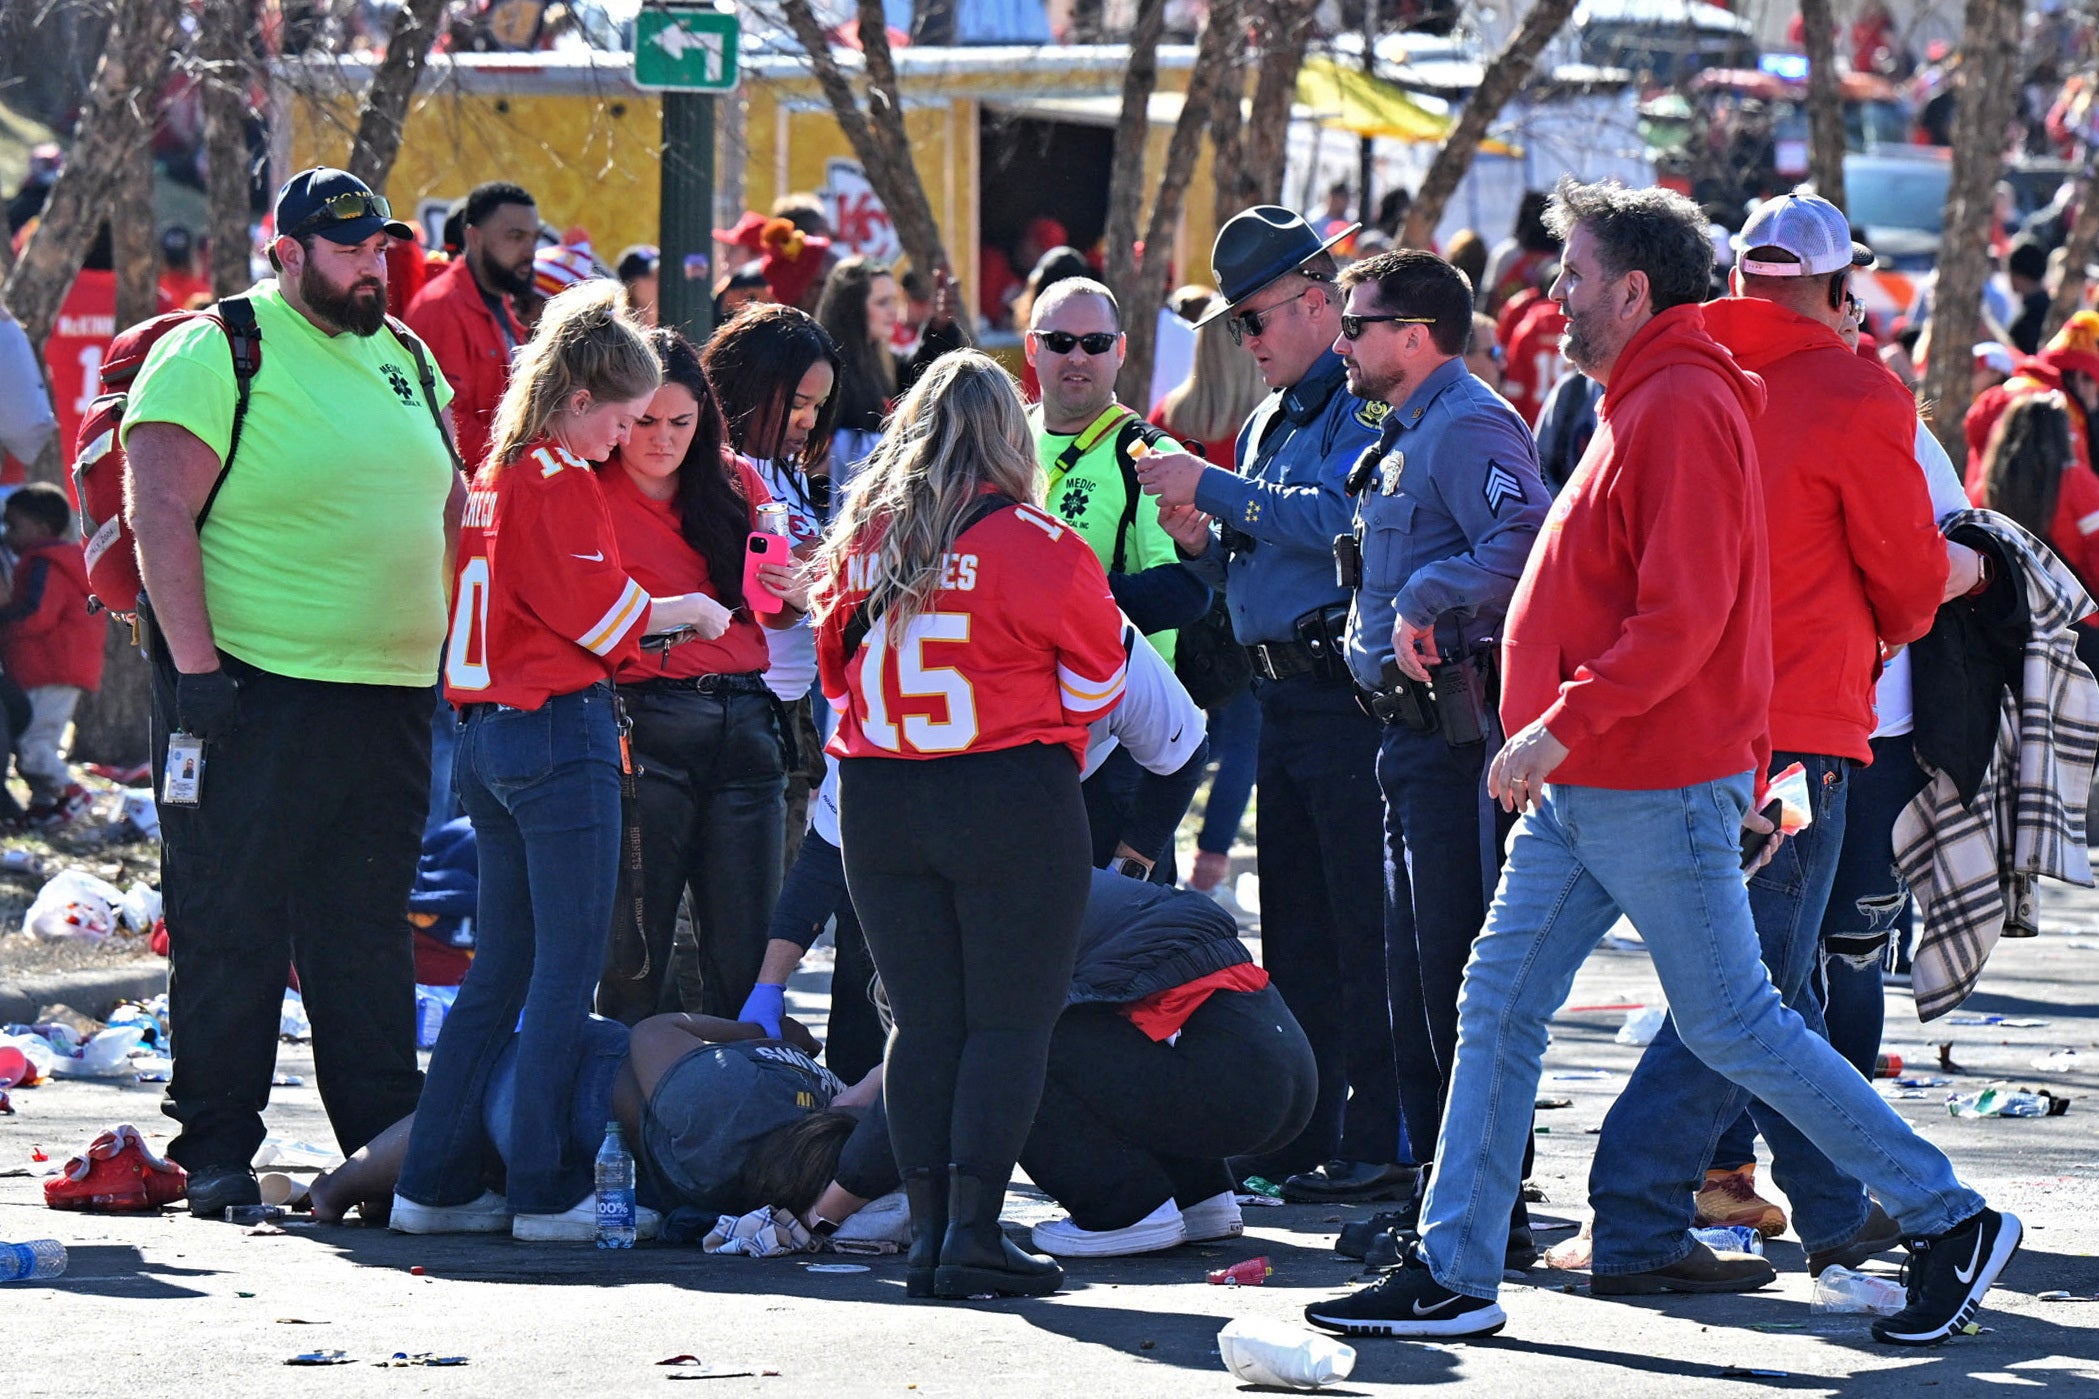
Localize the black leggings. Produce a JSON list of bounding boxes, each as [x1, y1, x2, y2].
[[1021, 984, 1318, 1230], [839, 744, 1091, 1179]]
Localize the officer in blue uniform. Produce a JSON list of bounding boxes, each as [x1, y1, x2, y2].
[[1330, 249, 1550, 1259], [1137, 206, 1405, 1203]]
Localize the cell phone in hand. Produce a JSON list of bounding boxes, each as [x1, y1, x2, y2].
[[744, 531, 793, 614], [1739, 797, 1785, 870]]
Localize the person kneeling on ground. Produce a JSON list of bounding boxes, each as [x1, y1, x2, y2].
[[1021, 869, 1318, 1258], [311, 1012, 895, 1242]]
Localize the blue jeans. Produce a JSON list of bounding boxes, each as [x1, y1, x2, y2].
[[1418, 774, 1984, 1299], [1819, 733, 1929, 1079], [1379, 722, 1512, 1169], [1198, 690, 1260, 856], [1591, 753, 1869, 1272], [396, 686, 624, 1214]]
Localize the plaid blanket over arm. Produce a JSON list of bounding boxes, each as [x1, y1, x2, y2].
[[1893, 510, 2099, 1022]]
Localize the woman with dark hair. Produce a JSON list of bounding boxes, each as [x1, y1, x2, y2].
[[1975, 391, 2099, 670], [701, 304, 845, 864], [594, 328, 810, 1024], [306, 1011, 897, 1238], [815, 256, 967, 476]]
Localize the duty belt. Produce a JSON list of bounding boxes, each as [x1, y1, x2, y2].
[[1247, 640, 1317, 681], [618, 671, 771, 697]]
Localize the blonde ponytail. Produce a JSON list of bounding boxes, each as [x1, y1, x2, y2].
[[485, 281, 659, 472]]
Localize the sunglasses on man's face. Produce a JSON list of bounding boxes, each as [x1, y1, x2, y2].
[[1032, 330, 1119, 356], [1339, 313, 1439, 341], [290, 191, 394, 236]]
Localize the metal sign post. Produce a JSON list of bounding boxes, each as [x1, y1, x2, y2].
[[635, 3, 742, 342]]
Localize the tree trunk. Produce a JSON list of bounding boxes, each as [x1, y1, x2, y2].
[[1102, 0, 1171, 313], [777, 0, 954, 286], [344, 0, 450, 194], [1799, 0, 1847, 210], [2045, 161, 2099, 342], [69, 622, 152, 767], [1, 0, 182, 355], [1114, 0, 1240, 404], [1209, 27, 1252, 217], [114, 138, 161, 334], [1922, 0, 2026, 464], [1402, 0, 1577, 247], [200, 0, 257, 297], [1240, 0, 1318, 206]]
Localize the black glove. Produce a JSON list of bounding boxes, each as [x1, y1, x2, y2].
[[175, 668, 240, 742]]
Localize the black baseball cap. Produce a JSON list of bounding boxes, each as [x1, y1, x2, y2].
[[273, 167, 414, 245]]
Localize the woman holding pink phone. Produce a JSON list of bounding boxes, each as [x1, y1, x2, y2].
[[593, 326, 811, 1024]]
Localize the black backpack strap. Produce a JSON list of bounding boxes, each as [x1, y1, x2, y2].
[[840, 495, 1016, 664], [388, 315, 466, 474], [1108, 417, 1173, 576], [196, 295, 262, 532]]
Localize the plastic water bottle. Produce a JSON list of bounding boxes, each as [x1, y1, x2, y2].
[[595, 1121, 635, 1249], [1216, 1317, 1355, 1390], [1948, 1088, 2051, 1118], [0, 1241, 67, 1282], [1810, 1265, 1907, 1315]]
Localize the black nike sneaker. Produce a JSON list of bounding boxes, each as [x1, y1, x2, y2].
[[1872, 1208, 2023, 1346], [1304, 1240, 1508, 1339]]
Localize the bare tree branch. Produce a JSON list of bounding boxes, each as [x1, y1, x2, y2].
[[200, 0, 260, 296], [1403, 0, 1577, 247], [345, 0, 450, 192], [772, 0, 953, 284], [1921, 0, 2025, 463], [2, 0, 183, 354], [1239, 0, 1318, 207], [1102, 0, 1171, 311]]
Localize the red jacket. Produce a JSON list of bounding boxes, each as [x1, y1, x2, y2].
[[1502, 303, 1771, 790], [0, 537, 103, 691], [406, 258, 524, 474], [1702, 297, 1947, 762], [1963, 437, 2099, 589]]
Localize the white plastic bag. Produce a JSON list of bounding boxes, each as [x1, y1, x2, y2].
[[279, 989, 310, 1041], [1217, 1317, 1356, 1390], [52, 1024, 147, 1078], [21, 869, 125, 940], [116, 883, 162, 934], [1615, 1005, 1668, 1046]]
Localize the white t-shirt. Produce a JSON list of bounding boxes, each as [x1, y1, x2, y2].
[[1872, 420, 1970, 739], [747, 456, 827, 703]]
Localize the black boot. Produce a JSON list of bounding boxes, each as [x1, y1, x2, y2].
[[902, 1167, 947, 1299], [933, 1165, 1062, 1299]]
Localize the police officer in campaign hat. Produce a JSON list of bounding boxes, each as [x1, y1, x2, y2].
[[1137, 206, 1404, 1203], [1328, 249, 1550, 1262]]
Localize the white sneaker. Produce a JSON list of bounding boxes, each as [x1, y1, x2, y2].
[[1178, 1190, 1243, 1242], [1032, 1199, 1186, 1257], [512, 1197, 663, 1243], [389, 1189, 513, 1234]]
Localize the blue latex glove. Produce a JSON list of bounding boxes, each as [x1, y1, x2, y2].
[[738, 982, 786, 1038]]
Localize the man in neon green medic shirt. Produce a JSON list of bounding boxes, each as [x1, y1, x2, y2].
[[1026, 278, 1204, 664], [121, 168, 466, 1220]]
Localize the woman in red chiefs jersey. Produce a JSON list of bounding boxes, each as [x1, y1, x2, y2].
[[593, 327, 810, 1024], [395, 283, 723, 1241], [813, 350, 1129, 1300]]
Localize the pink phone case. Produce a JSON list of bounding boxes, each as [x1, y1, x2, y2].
[[744, 532, 793, 613]]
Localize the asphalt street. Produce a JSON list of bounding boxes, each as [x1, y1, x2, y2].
[[6, 898, 2098, 1398]]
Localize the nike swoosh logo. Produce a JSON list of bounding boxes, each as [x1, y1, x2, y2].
[[572, 551, 605, 562], [1169, 726, 1184, 743], [1953, 1227, 1987, 1284], [1412, 1295, 1466, 1316]]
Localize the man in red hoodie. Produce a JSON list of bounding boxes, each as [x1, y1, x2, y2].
[[1306, 180, 2019, 1348], [405, 182, 536, 473], [1588, 192, 1978, 1294]]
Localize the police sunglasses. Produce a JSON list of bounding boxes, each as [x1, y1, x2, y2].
[[1339, 313, 1439, 341], [290, 192, 395, 235], [1032, 330, 1119, 356]]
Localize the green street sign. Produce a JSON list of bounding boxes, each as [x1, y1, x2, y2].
[[634, 4, 741, 93]]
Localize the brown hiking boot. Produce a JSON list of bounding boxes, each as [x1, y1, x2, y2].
[[1590, 1240, 1779, 1295], [1806, 1202, 1905, 1276], [1694, 1163, 1787, 1238]]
